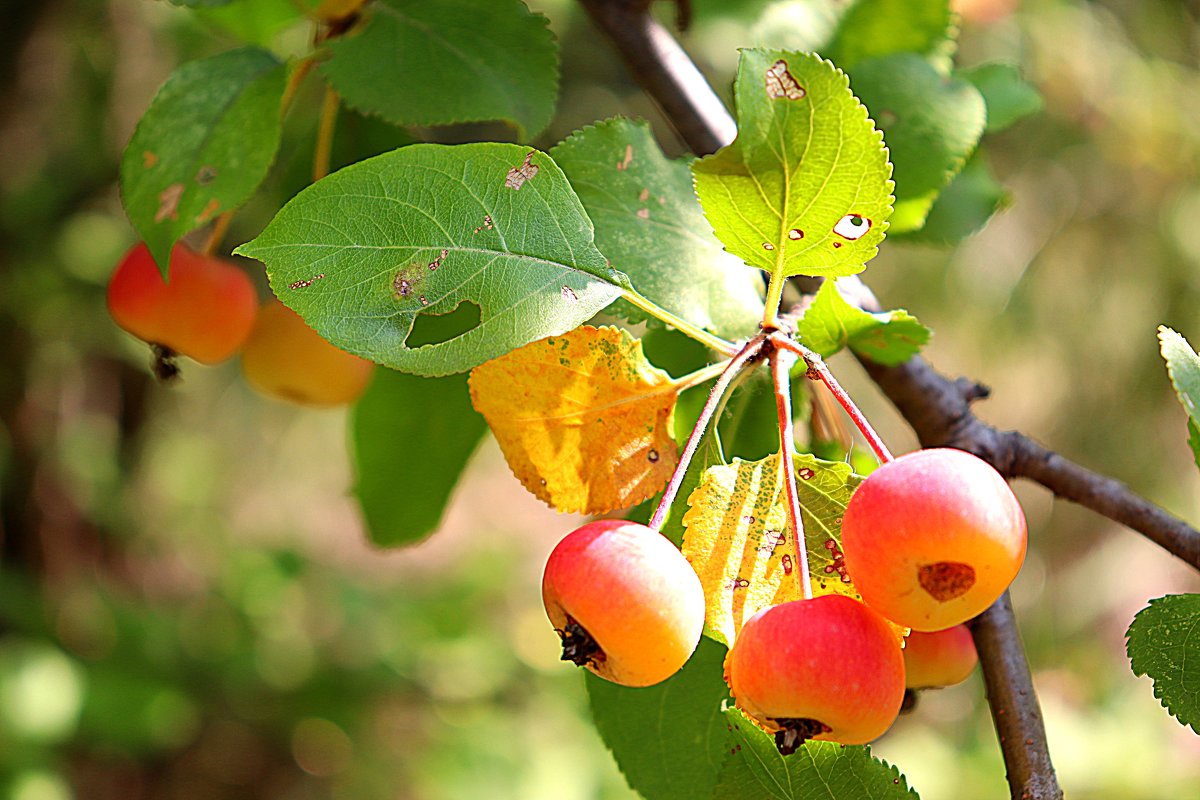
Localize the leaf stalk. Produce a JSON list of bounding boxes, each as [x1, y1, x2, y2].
[[769, 346, 813, 600], [621, 288, 738, 356]]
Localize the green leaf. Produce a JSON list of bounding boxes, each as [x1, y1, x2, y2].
[[168, 0, 236, 7], [351, 369, 486, 547], [826, 0, 954, 70], [121, 47, 286, 275], [896, 152, 1008, 245], [551, 118, 762, 341], [321, 0, 558, 140], [693, 49, 893, 281], [960, 63, 1043, 134], [716, 708, 920, 798], [235, 143, 624, 376], [587, 636, 732, 800], [850, 53, 986, 233], [797, 280, 930, 366], [194, 0, 307, 45], [1126, 594, 1200, 734], [1159, 326, 1200, 472]]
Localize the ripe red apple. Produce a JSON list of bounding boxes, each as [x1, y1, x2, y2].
[[725, 594, 905, 751], [107, 242, 258, 366], [904, 625, 979, 689], [240, 300, 375, 406], [542, 520, 705, 687], [840, 448, 1027, 631]]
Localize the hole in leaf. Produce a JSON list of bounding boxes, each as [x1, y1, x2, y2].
[[404, 300, 482, 348]]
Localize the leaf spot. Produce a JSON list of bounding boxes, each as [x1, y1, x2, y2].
[[288, 273, 325, 290], [142, 151, 158, 169], [762, 242, 775, 251], [155, 183, 185, 223], [788, 228, 804, 240], [196, 198, 221, 224], [833, 214, 872, 240], [473, 214, 494, 233], [560, 286, 578, 302], [782, 554, 793, 575], [392, 261, 426, 299], [616, 144, 633, 171], [765, 59, 806, 101], [428, 249, 448, 271], [636, 208, 650, 219], [505, 151, 539, 190], [877, 110, 898, 129], [647, 448, 659, 463], [195, 165, 218, 185], [798, 467, 815, 480], [638, 188, 649, 202]]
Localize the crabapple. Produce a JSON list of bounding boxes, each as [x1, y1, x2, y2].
[[840, 448, 1027, 631], [106, 242, 257, 368], [541, 520, 705, 688], [903, 625, 978, 689], [240, 300, 375, 406], [724, 594, 905, 752]]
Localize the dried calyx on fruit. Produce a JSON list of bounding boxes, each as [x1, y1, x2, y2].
[[541, 520, 705, 688], [724, 594, 906, 752]]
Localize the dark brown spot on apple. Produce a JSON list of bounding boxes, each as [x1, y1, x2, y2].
[[918, 561, 976, 601]]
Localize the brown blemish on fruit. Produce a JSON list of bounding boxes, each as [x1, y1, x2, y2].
[[616, 144, 633, 171], [918, 561, 976, 601], [149, 343, 180, 383], [772, 717, 830, 755], [505, 151, 539, 190], [155, 183, 185, 223], [196, 198, 221, 223], [558, 617, 605, 668], [195, 165, 217, 185], [142, 151, 158, 169], [765, 60, 806, 101], [289, 273, 325, 290]]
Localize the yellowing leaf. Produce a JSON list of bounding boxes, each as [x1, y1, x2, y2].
[[682, 453, 905, 645], [469, 326, 679, 514]]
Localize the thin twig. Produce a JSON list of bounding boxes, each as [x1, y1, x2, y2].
[[769, 346, 812, 599]]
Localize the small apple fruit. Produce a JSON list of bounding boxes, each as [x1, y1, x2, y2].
[[904, 625, 979, 689], [840, 448, 1027, 631], [542, 520, 705, 687]]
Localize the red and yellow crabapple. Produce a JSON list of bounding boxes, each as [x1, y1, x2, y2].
[[840, 448, 1027, 631], [107, 242, 258, 367], [240, 300, 375, 406], [724, 594, 906, 752], [903, 625, 979, 689], [541, 520, 705, 687]]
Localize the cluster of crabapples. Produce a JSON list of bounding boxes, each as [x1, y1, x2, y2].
[[542, 448, 1023, 753], [106, 242, 373, 405]]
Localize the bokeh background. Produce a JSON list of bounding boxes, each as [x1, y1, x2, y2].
[[1, 0, 1199, 798]]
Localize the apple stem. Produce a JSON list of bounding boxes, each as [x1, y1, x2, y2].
[[202, 212, 234, 257], [621, 289, 739, 357], [772, 334, 894, 464], [769, 346, 814, 600], [313, 85, 340, 182], [648, 335, 767, 531]]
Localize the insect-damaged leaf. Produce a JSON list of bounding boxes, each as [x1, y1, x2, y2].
[[469, 326, 679, 515], [682, 453, 904, 646], [236, 143, 625, 377], [321, 0, 558, 140], [121, 47, 286, 276], [692, 49, 893, 281], [797, 279, 930, 366], [551, 118, 762, 341]]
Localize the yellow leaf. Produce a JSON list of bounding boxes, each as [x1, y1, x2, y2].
[[682, 453, 906, 645], [469, 326, 679, 514]]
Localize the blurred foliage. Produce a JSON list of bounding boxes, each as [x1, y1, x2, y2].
[[0, 0, 1198, 798]]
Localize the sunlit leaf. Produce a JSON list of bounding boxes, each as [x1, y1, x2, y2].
[[716, 708, 920, 799], [961, 63, 1043, 134], [551, 117, 762, 340], [797, 279, 930, 366], [321, 0, 558, 139], [587, 637, 731, 800], [469, 326, 679, 514], [352, 369, 486, 547], [851, 53, 986, 233], [1126, 594, 1200, 734], [826, 0, 954, 71], [681, 453, 903, 645], [236, 143, 625, 376], [1159, 326, 1200, 472], [121, 47, 286, 275], [693, 49, 893, 281]]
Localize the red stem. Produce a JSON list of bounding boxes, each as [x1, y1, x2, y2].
[[769, 346, 813, 600], [648, 336, 766, 531], [773, 334, 894, 464]]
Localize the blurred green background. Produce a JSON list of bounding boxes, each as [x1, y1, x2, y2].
[[1, 0, 1198, 798]]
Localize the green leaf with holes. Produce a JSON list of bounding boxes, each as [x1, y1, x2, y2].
[[352, 369, 486, 547], [321, 0, 558, 140], [715, 708, 920, 799], [693, 49, 892, 281], [552, 118, 762, 341], [826, 0, 954, 71], [850, 53, 986, 233], [961, 63, 1043, 134], [587, 636, 732, 800], [1159, 326, 1200, 472], [236, 143, 624, 376], [121, 47, 286, 276], [1126, 594, 1200, 733], [797, 280, 929, 365]]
